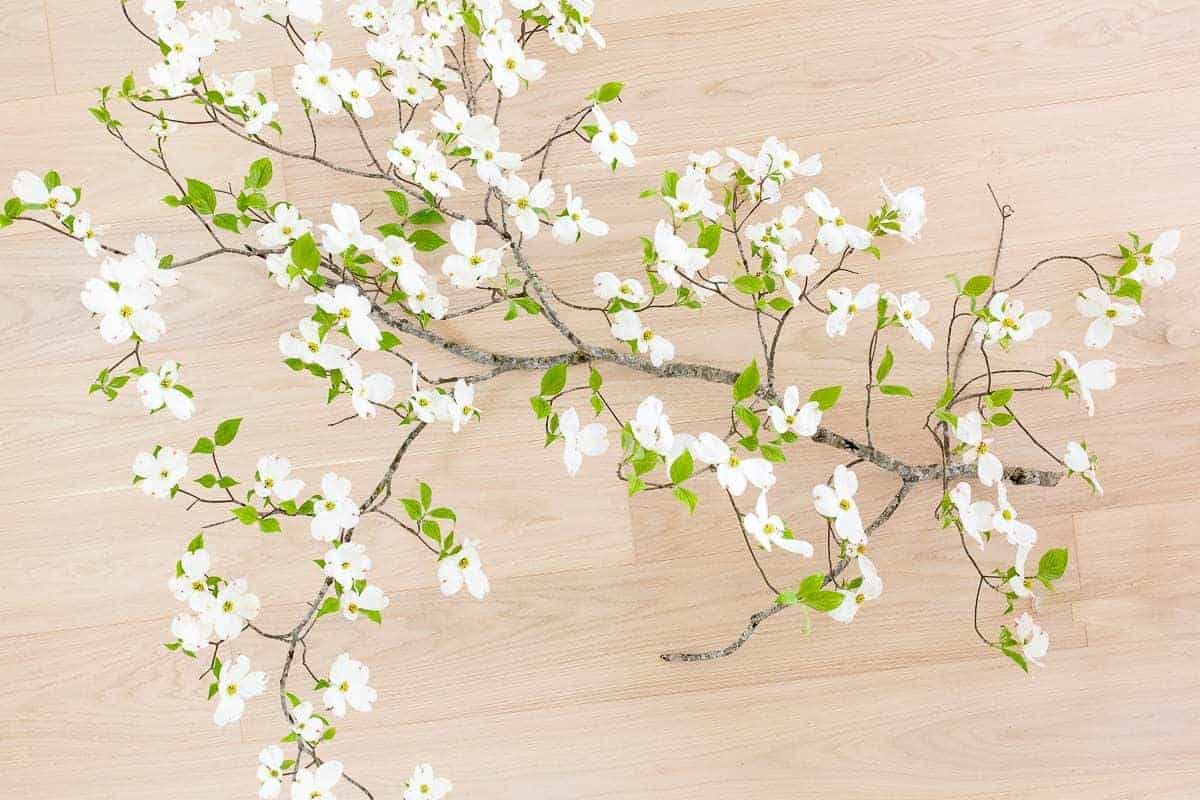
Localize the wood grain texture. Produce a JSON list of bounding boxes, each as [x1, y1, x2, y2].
[[2, 1, 1199, 798]]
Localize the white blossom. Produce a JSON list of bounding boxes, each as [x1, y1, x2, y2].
[[257, 745, 285, 799], [344, 360, 395, 419], [133, 446, 188, 498], [885, 290, 934, 349], [553, 185, 608, 244], [306, 283, 382, 351], [324, 541, 371, 587], [812, 464, 865, 542], [289, 700, 326, 743], [213, 654, 268, 726], [691, 432, 776, 497], [342, 584, 390, 621], [767, 385, 821, 437], [1014, 612, 1049, 666], [652, 219, 708, 288], [825, 284, 879, 338], [630, 396, 674, 456], [1130, 229, 1179, 287], [994, 482, 1038, 549], [202, 577, 261, 640], [136, 360, 195, 420], [610, 309, 675, 367], [438, 539, 490, 599], [949, 482, 994, 549], [590, 105, 637, 168], [70, 212, 104, 257], [311, 473, 360, 541], [830, 555, 882, 623], [170, 612, 212, 653], [254, 455, 305, 502], [1075, 287, 1141, 349], [804, 187, 871, 254], [279, 318, 352, 370], [880, 181, 926, 241], [1063, 440, 1102, 496], [593, 272, 647, 305], [559, 406, 609, 476], [954, 411, 1003, 487], [291, 762, 344, 800], [974, 292, 1051, 348], [258, 203, 311, 247], [323, 653, 377, 716], [743, 492, 812, 555], [1058, 349, 1116, 417], [503, 174, 555, 237], [403, 764, 453, 800]]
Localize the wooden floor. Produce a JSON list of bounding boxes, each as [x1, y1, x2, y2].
[[3, 2, 1199, 797]]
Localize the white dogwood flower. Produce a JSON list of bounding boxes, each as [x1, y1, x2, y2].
[[388, 61, 437, 105], [771, 252, 819, 304], [133, 446, 188, 498], [688, 150, 735, 183], [825, 284, 879, 337], [169, 547, 212, 611], [667, 171, 722, 221], [258, 203, 311, 247], [13, 170, 75, 216], [503, 174, 554, 238], [80, 278, 164, 344], [830, 555, 883, 623], [403, 764, 453, 800], [559, 406, 609, 476], [311, 473, 360, 541], [343, 360, 395, 419], [279, 318, 351, 370], [993, 482, 1037, 549], [767, 385, 821, 437], [691, 432, 776, 497], [203, 577, 261, 640], [630, 396, 674, 456], [257, 745, 285, 799], [438, 538, 490, 599], [593, 272, 648, 306], [306, 283, 382, 351], [949, 482, 994, 549], [590, 105, 637, 168], [213, 654, 268, 726], [324, 541, 371, 587], [885, 291, 934, 349], [342, 584, 390, 622], [610, 309, 675, 367], [1007, 544, 1038, 606], [1063, 440, 1102, 496], [254, 455, 304, 502], [812, 464, 865, 542], [170, 612, 212, 654], [478, 34, 545, 97], [441, 218, 504, 289], [388, 129, 429, 176], [652, 219, 708, 288], [1014, 612, 1049, 666], [1075, 287, 1142, 349], [336, 69, 381, 118], [1131, 229, 1179, 287], [954, 411, 1003, 487], [880, 181, 927, 241], [289, 700, 325, 743], [319, 202, 377, 255], [553, 185, 608, 244], [743, 492, 812, 555], [805, 187, 871, 254], [324, 653, 377, 716], [291, 762, 344, 800], [1058, 350, 1116, 417], [975, 292, 1051, 348], [70, 212, 104, 257], [137, 360, 195, 420], [443, 379, 477, 433], [292, 41, 342, 115]]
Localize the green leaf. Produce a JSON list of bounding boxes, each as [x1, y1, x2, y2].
[[245, 157, 273, 189], [419, 482, 433, 509], [962, 275, 993, 298], [540, 363, 568, 397], [588, 367, 603, 391], [808, 385, 842, 411], [408, 229, 446, 252], [776, 591, 799, 606], [731, 274, 764, 295], [233, 506, 259, 525], [673, 486, 698, 514], [461, 6, 482, 36], [214, 417, 242, 446], [989, 412, 1014, 426], [384, 190, 409, 218], [593, 81, 624, 103], [259, 517, 282, 534], [733, 404, 760, 434], [529, 395, 552, 419], [289, 233, 320, 271], [732, 360, 760, 402], [191, 436, 215, 454], [669, 450, 694, 484], [401, 498, 423, 521], [212, 213, 240, 233], [797, 573, 824, 598], [936, 378, 955, 410], [1037, 548, 1069, 582], [185, 178, 217, 215], [187, 533, 205, 553], [803, 590, 844, 612], [875, 346, 894, 383], [697, 223, 721, 256], [316, 596, 340, 618], [878, 384, 913, 397], [361, 608, 382, 624], [987, 388, 1014, 407], [408, 208, 444, 226], [378, 331, 401, 351], [1002, 647, 1030, 673], [195, 473, 218, 488], [1113, 278, 1143, 304]]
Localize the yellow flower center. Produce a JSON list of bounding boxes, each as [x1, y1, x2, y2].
[[838, 499, 851, 511], [458, 556, 470, 569]]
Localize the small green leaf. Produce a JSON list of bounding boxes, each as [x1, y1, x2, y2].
[[233, 505, 259, 525], [419, 482, 433, 509], [212, 213, 240, 233], [733, 360, 760, 402], [384, 190, 409, 218], [540, 363, 568, 397], [593, 81, 624, 103], [803, 590, 844, 612], [259, 517, 282, 534], [797, 573, 823, 598], [875, 346, 894, 383], [213, 417, 242, 447], [408, 208, 444, 226], [1037, 548, 1069, 582], [987, 388, 1014, 407], [697, 223, 721, 256], [669, 450, 694, 484], [401, 498, 423, 521], [808, 385, 842, 411], [187, 533, 205, 553], [673, 485, 698, 513], [316, 596, 340, 617], [408, 229, 446, 252], [185, 178, 217, 215], [962, 275, 993, 298], [191, 436, 215, 454], [878, 384, 913, 397], [245, 157, 273, 189]]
